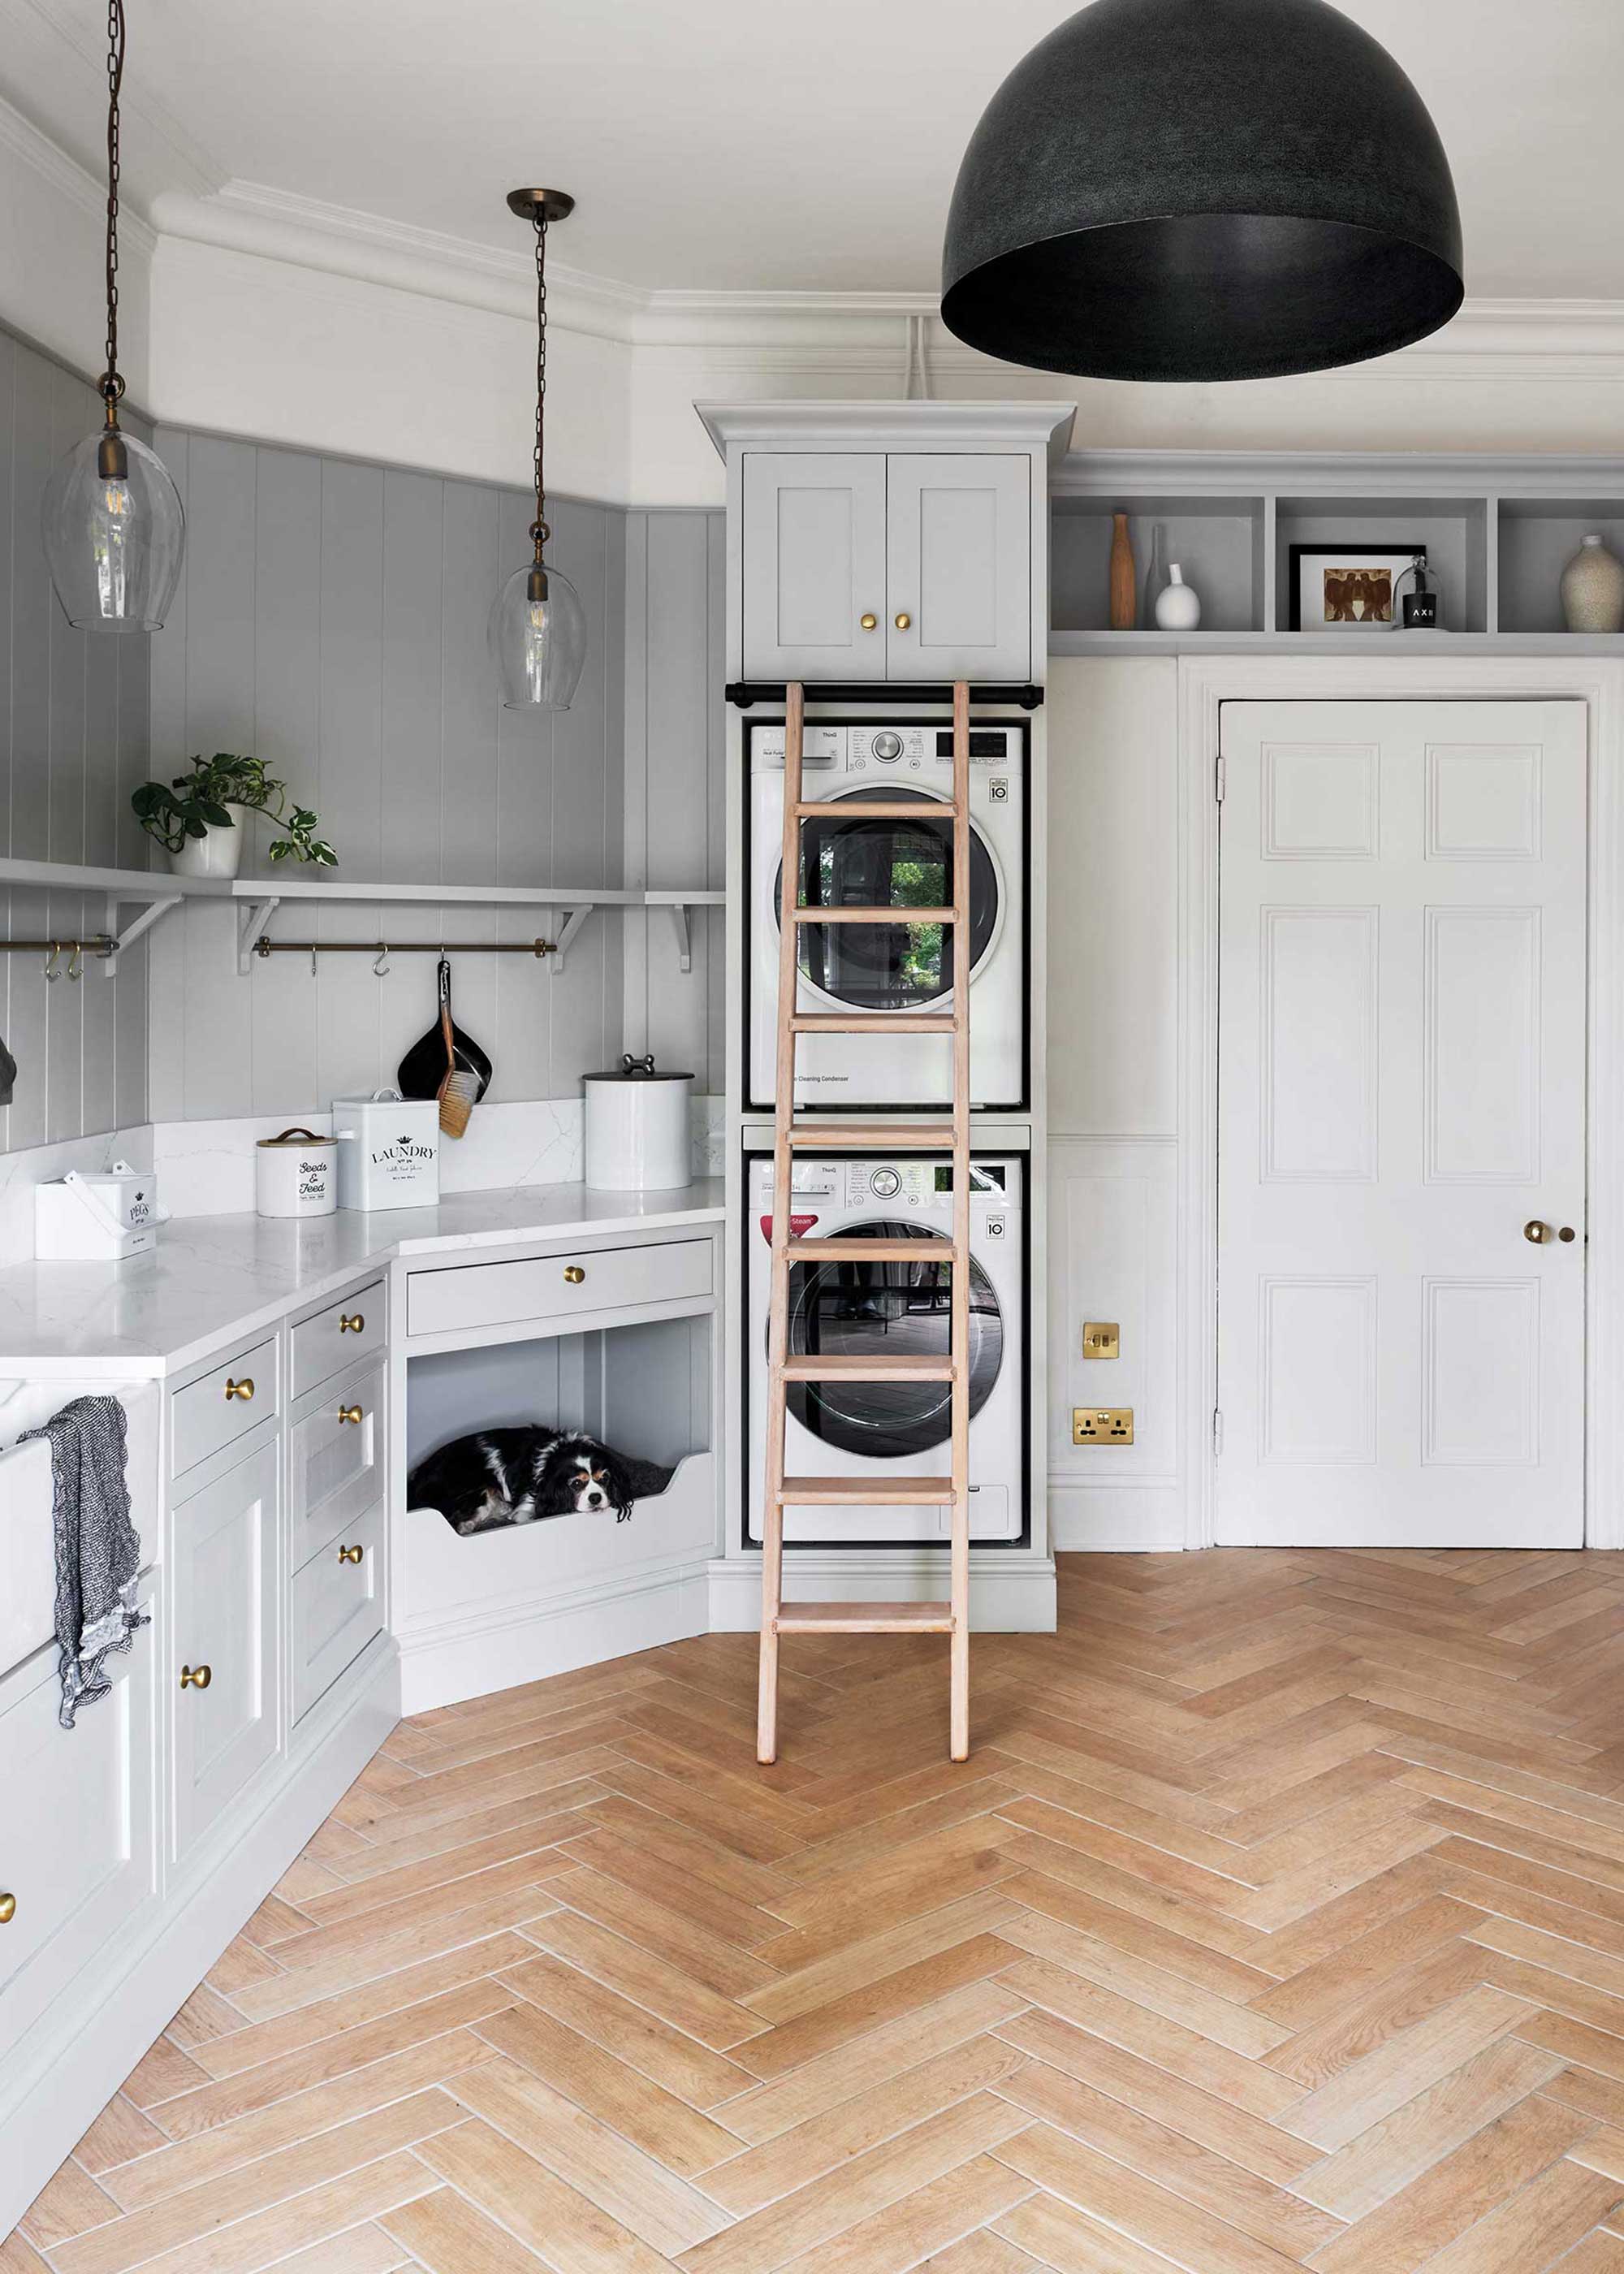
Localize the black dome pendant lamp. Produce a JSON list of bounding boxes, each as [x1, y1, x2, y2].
[[942, 0, 1464, 383]]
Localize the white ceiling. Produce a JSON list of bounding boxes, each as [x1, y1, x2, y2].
[[6, 0, 1622, 302]]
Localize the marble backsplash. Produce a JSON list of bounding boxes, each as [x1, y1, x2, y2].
[[0, 1097, 724, 1261]]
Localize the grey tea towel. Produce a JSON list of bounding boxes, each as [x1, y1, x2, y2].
[[20, 1394, 149, 1728]]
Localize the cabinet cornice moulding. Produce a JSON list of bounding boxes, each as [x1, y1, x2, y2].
[[698, 400, 1079, 461]]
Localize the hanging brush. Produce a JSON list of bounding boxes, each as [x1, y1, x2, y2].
[[437, 979, 479, 1138]]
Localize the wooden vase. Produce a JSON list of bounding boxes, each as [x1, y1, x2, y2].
[[1108, 512, 1137, 630]]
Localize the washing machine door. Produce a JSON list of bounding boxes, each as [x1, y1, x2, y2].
[[783, 1219, 1004, 1458], [777, 788, 1000, 1012]]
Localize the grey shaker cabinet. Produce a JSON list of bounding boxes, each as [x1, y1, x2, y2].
[[742, 452, 1030, 681]]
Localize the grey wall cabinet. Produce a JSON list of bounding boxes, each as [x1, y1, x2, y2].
[[743, 451, 1030, 681]]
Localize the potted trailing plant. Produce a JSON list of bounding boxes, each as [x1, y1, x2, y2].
[[131, 754, 338, 880]]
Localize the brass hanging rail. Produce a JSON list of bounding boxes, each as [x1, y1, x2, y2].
[[0, 937, 114, 958], [252, 937, 556, 959]]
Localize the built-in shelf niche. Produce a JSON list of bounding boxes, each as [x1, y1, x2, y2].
[[1497, 499, 1624, 634], [1052, 495, 1267, 634], [1273, 495, 1489, 634]]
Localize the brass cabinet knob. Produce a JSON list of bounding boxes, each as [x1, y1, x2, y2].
[[0, 1892, 15, 1924], [224, 1377, 254, 1402], [339, 1312, 365, 1333], [564, 1265, 586, 1284], [1524, 1221, 1553, 1244], [179, 1662, 212, 1690], [338, 1404, 364, 1425], [859, 612, 878, 631], [338, 1543, 365, 1565], [894, 612, 912, 630]]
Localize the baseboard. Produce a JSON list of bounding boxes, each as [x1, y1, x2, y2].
[[397, 1559, 712, 1714], [1048, 1481, 1187, 1551], [0, 1641, 400, 2242], [706, 1551, 1058, 1632]]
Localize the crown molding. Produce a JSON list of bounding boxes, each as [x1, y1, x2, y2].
[[0, 86, 155, 257], [698, 400, 1078, 463]]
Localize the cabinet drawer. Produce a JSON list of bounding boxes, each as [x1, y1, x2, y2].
[[172, 1441, 280, 1862], [292, 1281, 386, 1401], [407, 1239, 712, 1341], [292, 1361, 384, 1568], [0, 1613, 156, 2062], [292, 1500, 384, 1723], [172, 1338, 278, 1481]]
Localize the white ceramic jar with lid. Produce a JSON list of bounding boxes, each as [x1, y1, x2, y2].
[[255, 1127, 337, 1218], [583, 1055, 693, 1190]]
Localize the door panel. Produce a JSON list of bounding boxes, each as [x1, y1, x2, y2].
[[742, 454, 887, 679], [1217, 698, 1586, 1546], [886, 456, 1030, 680], [171, 1439, 280, 1859]]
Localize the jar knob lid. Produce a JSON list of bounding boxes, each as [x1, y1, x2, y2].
[[621, 1053, 656, 1076]]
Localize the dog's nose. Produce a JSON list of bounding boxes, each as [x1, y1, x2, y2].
[[584, 1487, 606, 1507]]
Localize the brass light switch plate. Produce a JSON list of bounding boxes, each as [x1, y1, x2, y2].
[[1073, 1407, 1134, 1445], [1082, 1321, 1120, 1360]]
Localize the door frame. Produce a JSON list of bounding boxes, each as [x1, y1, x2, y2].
[[1177, 655, 1624, 1549]]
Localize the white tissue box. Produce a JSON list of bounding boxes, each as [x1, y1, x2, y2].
[[35, 1161, 168, 1260]]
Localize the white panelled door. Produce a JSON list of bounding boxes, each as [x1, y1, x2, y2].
[[1217, 700, 1587, 1547]]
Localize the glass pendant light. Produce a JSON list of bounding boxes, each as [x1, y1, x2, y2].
[[490, 188, 586, 711], [43, 0, 184, 632]]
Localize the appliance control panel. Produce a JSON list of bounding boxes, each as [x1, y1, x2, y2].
[[752, 722, 1021, 773], [759, 1160, 1018, 1208]]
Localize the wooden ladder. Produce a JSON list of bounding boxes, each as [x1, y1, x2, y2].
[[758, 680, 974, 1765]]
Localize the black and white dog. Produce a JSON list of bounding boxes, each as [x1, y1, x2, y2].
[[407, 1426, 635, 1536]]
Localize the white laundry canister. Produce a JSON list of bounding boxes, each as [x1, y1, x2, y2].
[[255, 1127, 337, 1218], [332, 1089, 441, 1211], [583, 1056, 693, 1190]]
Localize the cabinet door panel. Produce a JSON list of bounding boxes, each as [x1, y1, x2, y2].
[[742, 454, 887, 678], [887, 455, 1030, 679], [171, 1440, 279, 1861], [292, 1500, 384, 1723], [291, 1360, 384, 1570]]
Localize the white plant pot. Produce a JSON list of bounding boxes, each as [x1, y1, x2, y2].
[[169, 802, 249, 880]]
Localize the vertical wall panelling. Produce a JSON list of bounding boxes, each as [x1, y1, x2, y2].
[[0, 322, 150, 1156]]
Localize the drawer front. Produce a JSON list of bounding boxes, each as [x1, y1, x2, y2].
[[407, 1239, 712, 1341], [291, 1360, 385, 1568], [172, 1440, 280, 1862], [292, 1281, 386, 1402], [0, 1613, 157, 2060], [172, 1337, 279, 1481], [292, 1499, 384, 1723]]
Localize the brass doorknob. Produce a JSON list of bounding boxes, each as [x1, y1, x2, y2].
[[564, 1265, 586, 1283], [179, 1662, 211, 1690], [859, 613, 878, 631], [0, 1892, 15, 1924], [1524, 1221, 1554, 1243], [338, 1404, 363, 1424], [340, 1312, 365, 1333], [894, 612, 912, 630], [224, 1377, 254, 1401], [338, 1543, 365, 1565]]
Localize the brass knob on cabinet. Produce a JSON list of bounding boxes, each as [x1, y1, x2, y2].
[[179, 1663, 212, 1690], [0, 1893, 15, 1925], [564, 1265, 586, 1284], [340, 1312, 365, 1333], [338, 1544, 365, 1565], [338, 1404, 363, 1425], [224, 1377, 254, 1402], [1524, 1221, 1553, 1244], [893, 612, 911, 630], [859, 613, 878, 631]]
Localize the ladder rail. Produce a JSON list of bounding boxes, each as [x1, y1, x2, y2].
[[948, 679, 972, 1762]]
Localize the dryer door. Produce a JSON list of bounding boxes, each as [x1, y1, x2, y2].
[[777, 788, 1000, 1012], [784, 1219, 1004, 1458]]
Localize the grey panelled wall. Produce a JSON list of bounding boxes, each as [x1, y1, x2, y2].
[[0, 324, 152, 1152], [145, 430, 631, 1119]]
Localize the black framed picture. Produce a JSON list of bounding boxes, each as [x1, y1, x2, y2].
[[1289, 543, 1427, 630]]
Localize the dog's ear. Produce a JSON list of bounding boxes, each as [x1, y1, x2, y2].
[[533, 1442, 581, 1518], [599, 1450, 637, 1515]]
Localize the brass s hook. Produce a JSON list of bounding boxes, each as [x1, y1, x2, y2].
[[374, 943, 391, 976], [43, 943, 61, 983], [66, 941, 83, 983]]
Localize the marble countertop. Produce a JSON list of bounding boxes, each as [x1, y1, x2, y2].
[[0, 1180, 725, 1378]]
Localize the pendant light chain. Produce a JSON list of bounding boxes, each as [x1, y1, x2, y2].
[[530, 212, 548, 562], [102, 0, 126, 415]]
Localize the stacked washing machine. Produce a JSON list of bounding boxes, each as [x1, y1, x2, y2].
[[743, 717, 1030, 1546]]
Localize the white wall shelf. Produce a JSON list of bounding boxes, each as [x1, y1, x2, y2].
[[0, 858, 723, 981]]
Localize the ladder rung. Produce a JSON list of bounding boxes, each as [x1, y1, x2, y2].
[[790, 1014, 956, 1035], [788, 1122, 961, 1148], [777, 1475, 955, 1505], [793, 801, 946, 821], [791, 906, 958, 925], [784, 1239, 962, 1263], [779, 1353, 956, 1382], [775, 1602, 956, 1634]]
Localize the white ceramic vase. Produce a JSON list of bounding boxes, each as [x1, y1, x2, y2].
[[1561, 534, 1624, 634], [168, 801, 249, 879], [1153, 562, 1202, 632]]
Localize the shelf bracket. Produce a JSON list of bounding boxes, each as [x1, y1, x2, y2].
[[101, 892, 183, 977], [236, 897, 281, 976], [669, 901, 694, 974], [548, 906, 592, 976]]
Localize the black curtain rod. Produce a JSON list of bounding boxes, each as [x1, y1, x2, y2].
[[724, 681, 1043, 711]]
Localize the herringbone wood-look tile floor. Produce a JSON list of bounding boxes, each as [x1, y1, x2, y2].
[[16, 1549, 1624, 2273]]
